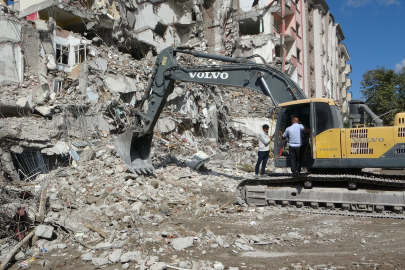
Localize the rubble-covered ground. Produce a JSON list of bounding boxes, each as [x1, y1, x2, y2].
[[0, 4, 404, 270], [2, 153, 405, 270]]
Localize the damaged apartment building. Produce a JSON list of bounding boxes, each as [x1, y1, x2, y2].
[[0, 0, 351, 181]]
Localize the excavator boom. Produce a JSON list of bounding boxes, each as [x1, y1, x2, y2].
[[115, 47, 306, 174]]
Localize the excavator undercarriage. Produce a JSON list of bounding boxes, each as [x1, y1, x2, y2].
[[237, 172, 405, 218]]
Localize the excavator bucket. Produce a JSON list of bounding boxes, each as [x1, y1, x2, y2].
[[114, 129, 154, 175]]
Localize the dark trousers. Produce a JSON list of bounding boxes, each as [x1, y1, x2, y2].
[[255, 151, 269, 175], [289, 146, 301, 175]]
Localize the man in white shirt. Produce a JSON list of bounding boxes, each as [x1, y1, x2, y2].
[[255, 124, 270, 178], [282, 117, 307, 177]]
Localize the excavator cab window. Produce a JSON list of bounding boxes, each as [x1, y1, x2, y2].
[[314, 102, 342, 135]]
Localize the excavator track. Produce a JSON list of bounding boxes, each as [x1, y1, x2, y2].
[[236, 172, 405, 219]]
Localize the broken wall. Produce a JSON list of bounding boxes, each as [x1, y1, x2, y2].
[[0, 19, 23, 84], [54, 29, 87, 73], [16, 0, 55, 17], [0, 44, 24, 84]]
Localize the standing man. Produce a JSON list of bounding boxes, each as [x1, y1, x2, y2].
[[255, 124, 270, 178], [282, 117, 306, 177]]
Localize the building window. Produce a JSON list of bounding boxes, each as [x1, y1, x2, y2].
[[296, 22, 300, 37], [298, 75, 302, 88], [53, 80, 63, 94], [275, 44, 282, 58], [239, 16, 263, 36], [74, 45, 86, 65], [56, 44, 69, 65], [274, 18, 280, 33], [297, 48, 301, 62]]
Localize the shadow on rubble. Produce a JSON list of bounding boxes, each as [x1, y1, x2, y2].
[[153, 154, 245, 181]]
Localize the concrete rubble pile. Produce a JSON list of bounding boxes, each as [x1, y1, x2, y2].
[[0, 2, 283, 269]]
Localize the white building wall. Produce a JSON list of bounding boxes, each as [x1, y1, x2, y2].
[[313, 10, 322, 98], [0, 44, 24, 83], [54, 34, 84, 73], [302, 2, 308, 95]]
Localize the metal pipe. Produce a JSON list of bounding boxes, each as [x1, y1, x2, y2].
[[259, 75, 278, 107], [358, 104, 383, 127]]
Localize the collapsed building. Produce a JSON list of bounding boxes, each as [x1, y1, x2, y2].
[[0, 0, 283, 183], [0, 0, 352, 181], [0, 1, 357, 268]]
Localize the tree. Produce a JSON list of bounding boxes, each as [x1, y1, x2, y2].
[[360, 67, 405, 126]]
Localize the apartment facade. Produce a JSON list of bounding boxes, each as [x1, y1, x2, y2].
[[302, 0, 352, 109], [204, 0, 352, 109], [3, 0, 351, 109]]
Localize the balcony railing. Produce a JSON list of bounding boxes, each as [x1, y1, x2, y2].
[[345, 64, 352, 73], [285, 0, 296, 13], [290, 27, 297, 40], [340, 59, 346, 68], [308, 16, 313, 28], [347, 78, 352, 87], [342, 74, 347, 83]]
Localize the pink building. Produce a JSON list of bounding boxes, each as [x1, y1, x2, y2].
[[272, 0, 305, 93]]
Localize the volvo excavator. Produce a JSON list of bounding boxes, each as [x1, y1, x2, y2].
[[114, 46, 405, 218]]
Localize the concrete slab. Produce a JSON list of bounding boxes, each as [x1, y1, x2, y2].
[[0, 19, 21, 42]]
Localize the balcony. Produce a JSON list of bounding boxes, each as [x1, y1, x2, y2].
[[285, 0, 297, 14], [309, 59, 315, 71], [340, 59, 346, 68], [342, 74, 347, 83], [308, 16, 313, 29], [291, 55, 298, 67], [274, 0, 296, 16], [291, 55, 303, 74], [345, 64, 352, 73], [309, 37, 314, 50], [347, 78, 352, 87]]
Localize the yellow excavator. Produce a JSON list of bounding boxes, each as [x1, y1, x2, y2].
[[114, 47, 405, 218]]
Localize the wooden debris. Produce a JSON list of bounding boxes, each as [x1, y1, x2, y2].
[[84, 223, 107, 238]]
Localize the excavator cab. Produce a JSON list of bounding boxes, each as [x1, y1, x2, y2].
[[273, 99, 343, 169]]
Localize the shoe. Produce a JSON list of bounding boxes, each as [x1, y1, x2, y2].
[[254, 174, 259, 179]]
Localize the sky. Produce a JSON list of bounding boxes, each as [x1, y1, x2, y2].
[[326, 0, 405, 99]]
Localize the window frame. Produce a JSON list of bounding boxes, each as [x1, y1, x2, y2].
[[73, 44, 86, 66], [296, 47, 301, 62], [55, 44, 70, 65], [274, 18, 280, 33]]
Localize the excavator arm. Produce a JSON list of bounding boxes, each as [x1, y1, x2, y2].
[[114, 46, 307, 174]]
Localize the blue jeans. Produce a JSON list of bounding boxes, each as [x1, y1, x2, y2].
[[255, 151, 269, 175]]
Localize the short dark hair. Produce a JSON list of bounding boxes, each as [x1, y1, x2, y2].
[[262, 124, 269, 129]]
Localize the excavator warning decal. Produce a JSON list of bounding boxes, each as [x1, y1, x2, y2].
[[162, 57, 167, 66]]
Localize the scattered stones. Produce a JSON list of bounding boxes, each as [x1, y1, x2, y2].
[[35, 225, 54, 239], [171, 237, 194, 251], [92, 257, 109, 267], [81, 253, 94, 261], [108, 249, 122, 263], [150, 262, 167, 270], [120, 251, 141, 263]]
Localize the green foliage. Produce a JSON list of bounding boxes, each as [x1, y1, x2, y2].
[[361, 66, 405, 126], [341, 112, 350, 128]]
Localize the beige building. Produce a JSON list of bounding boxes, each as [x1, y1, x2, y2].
[[303, 0, 352, 110]]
